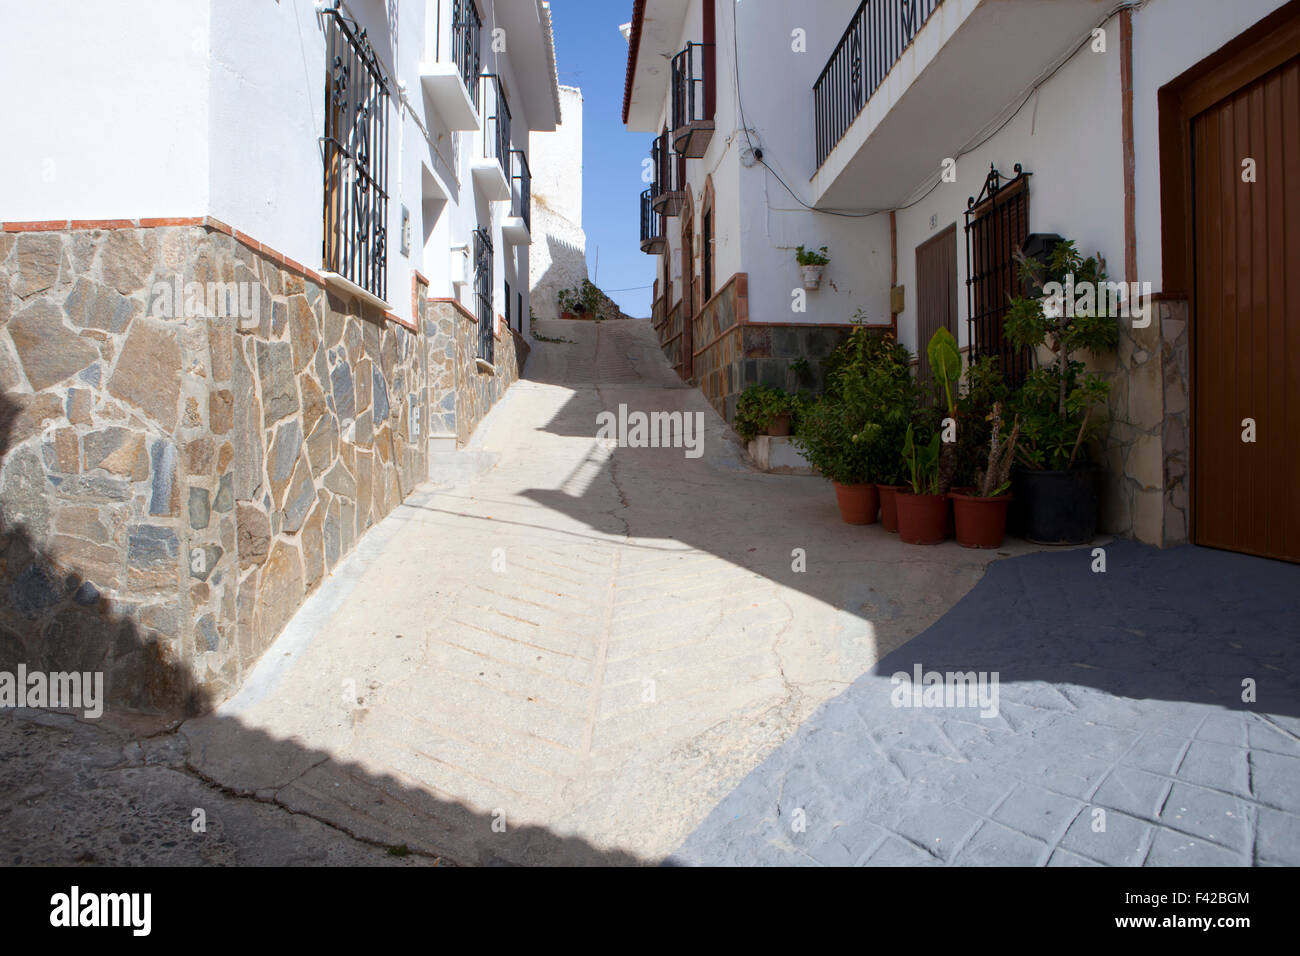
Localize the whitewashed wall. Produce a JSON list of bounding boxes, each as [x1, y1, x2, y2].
[[0, 0, 212, 221]]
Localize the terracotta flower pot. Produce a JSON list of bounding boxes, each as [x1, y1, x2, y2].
[[876, 484, 905, 533], [561, 311, 575, 321], [947, 486, 974, 538], [950, 492, 1013, 549], [767, 413, 791, 437], [833, 482, 880, 525], [895, 490, 948, 545]]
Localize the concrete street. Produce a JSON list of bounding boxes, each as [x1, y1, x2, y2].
[[5, 318, 1295, 866]]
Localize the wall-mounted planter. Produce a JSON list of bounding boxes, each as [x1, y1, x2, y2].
[[800, 264, 825, 290]]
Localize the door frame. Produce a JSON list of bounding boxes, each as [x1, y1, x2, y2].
[[1158, 0, 1300, 550]]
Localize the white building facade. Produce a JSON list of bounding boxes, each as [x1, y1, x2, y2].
[[624, 0, 1300, 563], [0, 0, 560, 711]]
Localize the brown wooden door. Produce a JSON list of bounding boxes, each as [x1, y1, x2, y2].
[[1192, 53, 1300, 562], [915, 225, 958, 389]]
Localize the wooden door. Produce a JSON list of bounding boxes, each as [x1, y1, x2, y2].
[[682, 215, 695, 381], [1192, 53, 1300, 562], [915, 225, 958, 390]]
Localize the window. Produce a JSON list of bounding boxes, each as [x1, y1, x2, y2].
[[965, 164, 1031, 385], [322, 6, 390, 301], [450, 0, 482, 111], [474, 226, 493, 364], [517, 291, 523, 332], [702, 208, 713, 303], [504, 279, 511, 332]]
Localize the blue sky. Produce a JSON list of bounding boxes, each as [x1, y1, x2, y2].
[[548, 0, 655, 316]]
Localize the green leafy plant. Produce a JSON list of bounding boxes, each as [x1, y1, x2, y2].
[[901, 423, 942, 495], [795, 245, 829, 267], [793, 323, 917, 485], [734, 385, 796, 442], [926, 327, 962, 492], [1003, 240, 1119, 470]]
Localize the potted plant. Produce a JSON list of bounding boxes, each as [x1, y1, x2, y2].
[[950, 402, 1019, 548], [896, 423, 947, 544], [1003, 240, 1118, 544], [734, 384, 796, 441], [796, 245, 829, 290], [791, 396, 881, 523]]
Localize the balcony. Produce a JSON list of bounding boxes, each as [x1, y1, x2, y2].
[[471, 73, 511, 201], [670, 42, 714, 158], [418, 0, 482, 131], [810, 0, 1111, 209], [650, 134, 686, 216], [502, 150, 531, 246], [640, 188, 664, 254]]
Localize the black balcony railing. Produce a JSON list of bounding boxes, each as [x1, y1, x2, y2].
[[481, 74, 511, 178], [671, 42, 714, 131], [474, 226, 493, 364], [445, 0, 481, 111], [640, 188, 664, 253], [322, 5, 390, 301], [511, 149, 531, 233], [813, 0, 943, 169], [650, 134, 686, 215]]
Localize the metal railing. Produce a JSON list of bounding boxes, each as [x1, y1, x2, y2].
[[671, 42, 714, 132], [640, 188, 663, 249], [322, 5, 390, 301], [511, 149, 531, 232], [650, 134, 685, 211], [481, 73, 511, 178], [440, 0, 481, 111], [473, 226, 493, 364], [813, 0, 943, 169]]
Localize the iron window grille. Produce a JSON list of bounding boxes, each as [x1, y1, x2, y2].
[[481, 74, 511, 178], [965, 163, 1032, 386], [702, 209, 713, 302], [511, 149, 531, 232], [443, 0, 482, 112], [813, 0, 944, 169], [474, 226, 494, 364], [322, 4, 390, 301]]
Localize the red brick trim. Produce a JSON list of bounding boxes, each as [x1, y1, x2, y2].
[[1, 220, 76, 232], [140, 217, 205, 228], [385, 309, 417, 332], [430, 296, 478, 324]]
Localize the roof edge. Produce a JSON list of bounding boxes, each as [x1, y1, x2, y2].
[[621, 0, 647, 126]]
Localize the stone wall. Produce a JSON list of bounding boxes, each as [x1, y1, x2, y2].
[[1096, 298, 1189, 548], [0, 220, 434, 713], [427, 299, 529, 448]]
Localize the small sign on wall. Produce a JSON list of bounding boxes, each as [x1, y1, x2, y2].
[[400, 205, 411, 257], [891, 285, 905, 314]]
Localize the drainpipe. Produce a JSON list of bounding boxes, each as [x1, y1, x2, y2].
[[889, 209, 898, 334], [1120, 8, 1137, 285]]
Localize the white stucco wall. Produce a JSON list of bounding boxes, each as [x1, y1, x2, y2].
[[0, 0, 212, 221], [529, 85, 588, 323]]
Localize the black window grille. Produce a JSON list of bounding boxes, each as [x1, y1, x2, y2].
[[322, 5, 390, 301], [813, 0, 944, 169], [511, 149, 531, 232], [474, 226, 493, 364], [517, 291, 523, 332], [505, 279, 511, 331], [702, 209, 713, 302], [447, 0, 482, 111], [965, 163, 1032, 386], [481, 74, 511, 178]]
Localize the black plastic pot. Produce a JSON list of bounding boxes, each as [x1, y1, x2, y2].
[[1009, 465, 1103, 545]]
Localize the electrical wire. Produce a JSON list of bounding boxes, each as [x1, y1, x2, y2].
[[732, 0, 1145, 218]]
